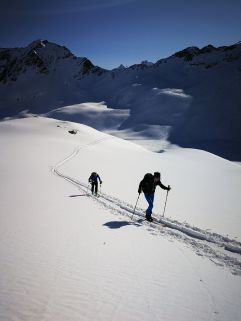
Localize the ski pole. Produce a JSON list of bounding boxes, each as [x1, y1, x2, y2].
[[131, 194, 140, 219], [162, 188, 169, 217], [87, 182, 90, 194]]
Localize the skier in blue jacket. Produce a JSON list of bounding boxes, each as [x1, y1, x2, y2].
[[88, 172, 102, 196]]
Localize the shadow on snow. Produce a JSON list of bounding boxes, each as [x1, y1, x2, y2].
[[69, 194, 89, 197], [103, 220, 139, 229]]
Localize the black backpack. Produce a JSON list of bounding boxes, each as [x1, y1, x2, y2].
[[141, 173, 154, 193], [143, 173, 153, 180]]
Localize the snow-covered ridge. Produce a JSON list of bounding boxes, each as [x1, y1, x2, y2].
[[1, 39, 240, 91], [171, 43, 240, 62]]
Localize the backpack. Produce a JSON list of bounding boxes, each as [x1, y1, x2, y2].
[[143, 173, 153, 181], [141, 173, 154, 193]]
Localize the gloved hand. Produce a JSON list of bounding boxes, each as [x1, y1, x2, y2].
[[167, 185, 171, 191]]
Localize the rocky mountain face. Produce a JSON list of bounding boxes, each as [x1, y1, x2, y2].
[[0, 40, 107, 117], [0, 40, 106, 83], [0, 40, 241, 160]]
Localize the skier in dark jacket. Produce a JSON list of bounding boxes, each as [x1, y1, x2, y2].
[[88, 172, 102, 196], [138, 172, 171, 221]]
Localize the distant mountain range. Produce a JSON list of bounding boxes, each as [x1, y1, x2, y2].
[[0, 39, 241, 160]]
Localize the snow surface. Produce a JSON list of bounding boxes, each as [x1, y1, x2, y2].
[[1, 116, 241, 321], [44, 102, 170, 152], [45, 102, 130, 131]]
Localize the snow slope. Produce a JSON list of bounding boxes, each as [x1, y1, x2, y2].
[[46, 101, 130, 131], [0, 116, 241, 321]]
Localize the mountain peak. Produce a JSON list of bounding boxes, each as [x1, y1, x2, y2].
[[141, 60, 153, 66], [27, 39, 49, 50], [173, 46, 200, 61], [0, 39, 107, 85]]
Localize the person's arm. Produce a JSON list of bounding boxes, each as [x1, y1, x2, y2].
[[97, 175, 102, 184], [157, 181, 171, 191]]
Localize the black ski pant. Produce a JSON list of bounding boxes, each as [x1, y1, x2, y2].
[[91, 182, 98, 194]]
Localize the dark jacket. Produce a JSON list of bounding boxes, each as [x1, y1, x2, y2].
[[138, 173, 169, 194], [89, 172, 102, 184]]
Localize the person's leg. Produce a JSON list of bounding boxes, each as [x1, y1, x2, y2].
[[94, 182, 98, 195], [91, 183, 94, 194], [144, 193, 154, 220]]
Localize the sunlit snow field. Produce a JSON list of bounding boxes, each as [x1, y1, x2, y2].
[[0, 116, 241, 321]]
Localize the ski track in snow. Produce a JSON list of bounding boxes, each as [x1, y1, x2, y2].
[[52, 139, 241, 276]]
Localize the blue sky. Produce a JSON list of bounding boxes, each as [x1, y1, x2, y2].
[[1, 0, 241, 69]]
